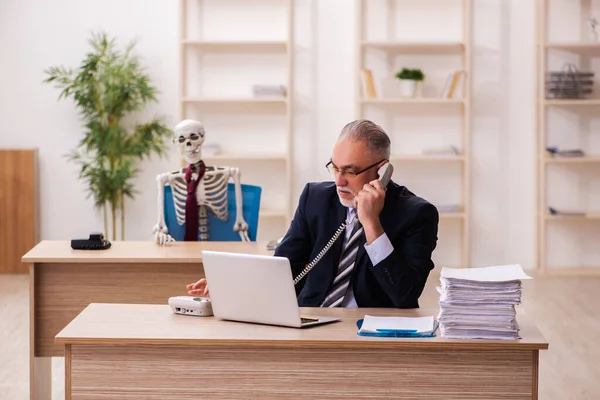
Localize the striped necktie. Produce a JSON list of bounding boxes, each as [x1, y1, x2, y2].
[[321, 215, 363, 308]]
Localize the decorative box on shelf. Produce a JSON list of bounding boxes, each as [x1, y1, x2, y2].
[[545, 63, 594, 99]]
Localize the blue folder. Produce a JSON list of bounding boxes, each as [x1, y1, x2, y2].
[[356, 319, 438, 338]]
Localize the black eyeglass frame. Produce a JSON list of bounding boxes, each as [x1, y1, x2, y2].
[[325, 159, 387, 177]]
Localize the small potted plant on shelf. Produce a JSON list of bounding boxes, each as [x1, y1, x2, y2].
[[395, 67, 425, 98]]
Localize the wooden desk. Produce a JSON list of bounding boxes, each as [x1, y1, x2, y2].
[[22, 240, 272, 400], [56, 303, 548, 400]]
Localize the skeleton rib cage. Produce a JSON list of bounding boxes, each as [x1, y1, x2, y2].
[[170, 167, 231, 226], [154, 165, 250, 244]]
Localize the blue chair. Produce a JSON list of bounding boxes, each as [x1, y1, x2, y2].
[[164, 183, 261, 241]]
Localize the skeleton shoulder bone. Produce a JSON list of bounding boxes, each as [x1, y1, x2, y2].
[[153, 119, 249, 245]]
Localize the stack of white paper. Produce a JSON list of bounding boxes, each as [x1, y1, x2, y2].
[[437, 265, 532, 340]]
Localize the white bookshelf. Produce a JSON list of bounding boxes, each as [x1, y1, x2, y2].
[[356, 0, 471, 269], [536, 0, 600, 274], [179, 0, 294, 241]]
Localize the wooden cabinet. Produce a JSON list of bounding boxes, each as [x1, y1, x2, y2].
[[0, 149, 38, 274]]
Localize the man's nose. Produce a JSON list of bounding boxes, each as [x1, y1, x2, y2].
[[334, 172, 347, 186], [186, 140, 191, 146]]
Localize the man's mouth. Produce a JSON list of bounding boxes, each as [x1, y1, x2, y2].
[[338, 189, 354, 198]]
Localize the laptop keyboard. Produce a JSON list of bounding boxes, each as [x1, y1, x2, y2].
[[301, 317, 320, 323]]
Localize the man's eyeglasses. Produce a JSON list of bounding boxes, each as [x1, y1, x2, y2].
[[326, 159, 386, 177]]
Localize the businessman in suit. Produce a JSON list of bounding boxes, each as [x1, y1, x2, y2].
[[187, 119, 439, 308]]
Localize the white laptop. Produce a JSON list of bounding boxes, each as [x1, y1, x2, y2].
[[201, 250, 340, 328]]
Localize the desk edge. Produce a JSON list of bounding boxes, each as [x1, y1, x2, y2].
[[54, 336, 549, 350]]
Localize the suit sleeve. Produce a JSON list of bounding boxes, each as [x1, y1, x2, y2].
[[368, 202, 439, 308], [274, 184, 312, 294]]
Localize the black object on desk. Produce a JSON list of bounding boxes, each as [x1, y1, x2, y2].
[[71, 232, 111, 250]]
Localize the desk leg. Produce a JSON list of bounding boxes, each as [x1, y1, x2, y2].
[[532, 350, 539, 400], [31, 357, 52, 400], [30, 265, 52, 400], [65, 345, 71, 400]]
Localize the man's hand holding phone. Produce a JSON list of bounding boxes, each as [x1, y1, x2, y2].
[[355, 179, 386, 245], [186, 278, 210, 297]]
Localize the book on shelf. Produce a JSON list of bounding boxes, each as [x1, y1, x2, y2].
[[360, 69, 377, 99], [252, 84, 287, 98], [546, 146, 585, 158], [548, 207, 585, 216], [441, 70, 465, 99]]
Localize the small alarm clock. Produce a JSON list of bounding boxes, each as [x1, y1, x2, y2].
[[168, 296, 213, 317]]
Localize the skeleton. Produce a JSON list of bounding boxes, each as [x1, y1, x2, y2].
[[152, 119, 249, 245]]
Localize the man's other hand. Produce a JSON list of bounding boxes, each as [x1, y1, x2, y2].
[[186, 278, 210, 297]]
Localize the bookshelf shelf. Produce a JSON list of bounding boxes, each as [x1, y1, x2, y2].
[[440, 212, 466, 219], [544, 156, 600, 163], [179, 0, 294, 241], [391, 155, 465, 162], [361, 98, 464, 105], [259, 209, 288, 218], [361, 41, 465, 54], [183, 97, 288, 106], [542, 267, 600, 276], [536, 0, 600, 274], [545, 42, 600, 54], [544, 214, 600, 221], [202, 153, 288, 161], [356, 0, 471, 269], [544, 99, 600, 106], [183, 40, 287, 52]]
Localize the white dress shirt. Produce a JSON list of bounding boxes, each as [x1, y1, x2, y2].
[[340, 207, 394, 307]]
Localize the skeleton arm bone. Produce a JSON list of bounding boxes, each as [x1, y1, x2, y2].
[[153, 172, 182, 245], [230, 167, 250, 241]]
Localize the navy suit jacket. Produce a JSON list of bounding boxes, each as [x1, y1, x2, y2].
[[274, 180, 439, 308]]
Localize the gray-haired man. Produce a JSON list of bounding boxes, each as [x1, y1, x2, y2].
[[188, 119, 439, 309]]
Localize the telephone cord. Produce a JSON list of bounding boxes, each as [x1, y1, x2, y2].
[[293, 214, 359, 285]]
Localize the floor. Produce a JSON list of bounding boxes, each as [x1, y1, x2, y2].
[[1, 271, 599, 400]]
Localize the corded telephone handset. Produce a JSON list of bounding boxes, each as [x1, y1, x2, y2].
[[292, 162, 394, 285]]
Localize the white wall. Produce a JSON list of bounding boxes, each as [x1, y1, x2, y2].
[[0, 0, 541, 269], [0, 0, 179, 243]]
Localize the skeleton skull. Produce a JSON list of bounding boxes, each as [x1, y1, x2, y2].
[[173, 119, 205, 165]]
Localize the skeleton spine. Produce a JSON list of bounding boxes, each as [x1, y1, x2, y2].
[[199, 205, 209, 241]]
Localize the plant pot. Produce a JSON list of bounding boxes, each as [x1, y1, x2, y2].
[[399, 79, 420, 98]]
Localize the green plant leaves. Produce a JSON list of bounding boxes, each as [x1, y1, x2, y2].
[[395, 67, 425, 81], [44, 30, 173, 238]]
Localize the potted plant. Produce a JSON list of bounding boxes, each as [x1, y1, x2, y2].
[[395, 67, 425, 98], [44, 31, 172, 240]]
